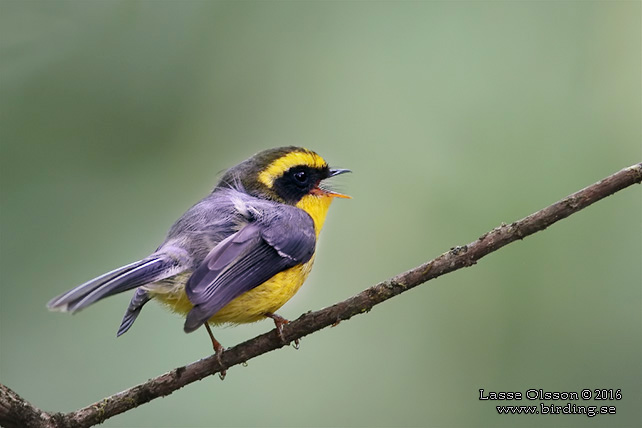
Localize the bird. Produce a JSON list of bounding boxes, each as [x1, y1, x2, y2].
[[47, 146, 350, 374]]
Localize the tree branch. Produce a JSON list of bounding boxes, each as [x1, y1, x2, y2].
[[2, 162, 640, 428]]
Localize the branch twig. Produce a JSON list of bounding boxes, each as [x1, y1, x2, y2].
[[2, 162, 640, 428]]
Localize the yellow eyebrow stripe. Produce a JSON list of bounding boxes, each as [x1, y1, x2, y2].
[[258, 150, 327, 188]]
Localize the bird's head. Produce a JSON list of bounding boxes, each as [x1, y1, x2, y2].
[[219, 146, 350, 205], [218, 146, 350, 234]]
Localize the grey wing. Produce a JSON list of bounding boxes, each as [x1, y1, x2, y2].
[[183, 207, 316, 333]]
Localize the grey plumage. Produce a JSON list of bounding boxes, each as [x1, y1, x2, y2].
[[47, 146, 347, 337], [183, 205, 315, 332], [48, 186, 316, 335], [46, 258, 177, 313], [117, 288, 151, 337]]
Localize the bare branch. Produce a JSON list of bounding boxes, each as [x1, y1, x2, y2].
[[0, 384, 54, 428], [1, 162, 640, 428]]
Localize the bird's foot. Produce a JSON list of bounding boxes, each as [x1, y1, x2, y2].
[[205, 323, 227, 380], [265, 312, 300, 349]]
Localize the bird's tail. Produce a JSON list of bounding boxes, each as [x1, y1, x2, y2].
[[47, 258, 178, 313]]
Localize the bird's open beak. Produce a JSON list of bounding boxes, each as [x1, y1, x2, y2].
[[313, 168, 352, 199], [329, 168, 351, 177]]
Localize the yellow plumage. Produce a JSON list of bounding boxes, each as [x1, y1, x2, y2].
[[150, 257, 315, 324], [258, 150, 327, 188], [47, 146, 349, 347], [150, 154, 336, 326]]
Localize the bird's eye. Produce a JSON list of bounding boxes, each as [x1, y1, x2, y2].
[[293, 170, 308, 184]]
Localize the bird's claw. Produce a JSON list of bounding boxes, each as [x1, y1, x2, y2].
[[266, 312, 296, 347], [205, 323, 227, 380], [215, 349, 227, 380]]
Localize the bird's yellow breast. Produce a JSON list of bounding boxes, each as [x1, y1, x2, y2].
[[150, 193, 334, 325]]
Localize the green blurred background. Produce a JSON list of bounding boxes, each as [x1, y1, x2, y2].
[[1, 1, 640, 427]]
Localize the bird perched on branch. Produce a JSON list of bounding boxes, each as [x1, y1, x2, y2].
[[48, 146, 350, 374]]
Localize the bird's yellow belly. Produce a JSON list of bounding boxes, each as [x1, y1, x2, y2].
[[150, 193, 332, 326], [149, 256, 315, 325]]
